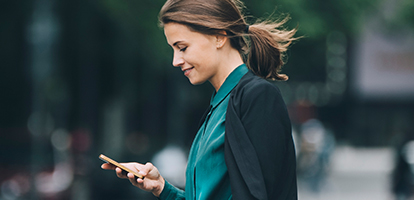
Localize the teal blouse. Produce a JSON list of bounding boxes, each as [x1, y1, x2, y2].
[[159, 64, 248, 200]]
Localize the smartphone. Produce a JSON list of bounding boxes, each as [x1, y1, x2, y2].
[[99, 154, 143, 179]]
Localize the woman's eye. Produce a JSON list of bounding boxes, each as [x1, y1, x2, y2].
[[179, 47, 187, 52]]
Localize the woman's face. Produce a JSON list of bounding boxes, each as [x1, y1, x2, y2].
[[164, 23, 223, 86]]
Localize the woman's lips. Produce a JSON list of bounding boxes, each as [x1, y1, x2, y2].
[[183, 67, 194, 76]]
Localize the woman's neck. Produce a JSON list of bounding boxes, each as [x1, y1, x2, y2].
[[210, 48, 244, 92]]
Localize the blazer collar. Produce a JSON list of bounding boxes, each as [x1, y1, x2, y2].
[[210, 64, 248, 109]]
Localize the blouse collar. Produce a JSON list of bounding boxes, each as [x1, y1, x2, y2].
[[210, 64, 248, 109]]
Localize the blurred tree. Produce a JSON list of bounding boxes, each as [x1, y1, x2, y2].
[[243, 0, 381, 82], [381, 0, 414, 29]]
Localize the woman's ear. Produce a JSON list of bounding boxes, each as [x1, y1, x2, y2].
[[216, 31, 228, 49]]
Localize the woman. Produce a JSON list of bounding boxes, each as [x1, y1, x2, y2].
[[102, 0, 298, 199]]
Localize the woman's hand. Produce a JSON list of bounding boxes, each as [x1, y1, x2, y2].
[[101, 162, 165, 197]]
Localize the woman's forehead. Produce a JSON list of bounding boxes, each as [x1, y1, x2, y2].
[[164, 23, 214, 46]]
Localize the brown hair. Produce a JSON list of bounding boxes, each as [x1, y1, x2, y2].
[[159, 0, 298, 81]]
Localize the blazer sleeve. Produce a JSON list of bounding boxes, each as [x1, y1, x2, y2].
[[225, 75, 297, 200]]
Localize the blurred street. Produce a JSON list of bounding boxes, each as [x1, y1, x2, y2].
[[298, 146, 394, 200], [2, 0, 414, 199]]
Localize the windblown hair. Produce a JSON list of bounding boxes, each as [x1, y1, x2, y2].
[[159, 0, 298, 81]]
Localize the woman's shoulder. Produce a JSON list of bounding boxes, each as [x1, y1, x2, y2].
[[234, 71, 282, 96]]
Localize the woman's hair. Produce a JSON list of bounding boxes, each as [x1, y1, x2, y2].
[[159, 0, 298, 81]]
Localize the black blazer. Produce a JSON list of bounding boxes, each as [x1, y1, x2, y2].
[[224, 71, 297, 200]]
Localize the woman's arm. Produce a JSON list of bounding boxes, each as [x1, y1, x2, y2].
[[225, 75, 297, 200]]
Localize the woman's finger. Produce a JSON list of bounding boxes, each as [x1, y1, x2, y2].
[[115, 167, 128, 178], [101, 163, 116, 170], [135, 162, 154, 178], [127, 173, 139, 186]]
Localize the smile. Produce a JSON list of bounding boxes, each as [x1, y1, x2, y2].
[[183, 67, 194, 76]]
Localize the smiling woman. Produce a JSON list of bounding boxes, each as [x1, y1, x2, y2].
[[102, 0, 299, 199], [164, 22, 244, 91]]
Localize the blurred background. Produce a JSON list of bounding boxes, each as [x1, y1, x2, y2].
[[1, 0, 414, 199]]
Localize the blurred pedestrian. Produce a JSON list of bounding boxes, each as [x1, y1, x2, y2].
[[102, 0, 299, 199], [392, 131, 414, 200], [297, 119, 335, 193]]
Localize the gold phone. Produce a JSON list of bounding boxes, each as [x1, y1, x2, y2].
[[99, 154, 143, 179]]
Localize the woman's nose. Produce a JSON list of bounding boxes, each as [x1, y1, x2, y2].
[[172, 53, 184, 67]]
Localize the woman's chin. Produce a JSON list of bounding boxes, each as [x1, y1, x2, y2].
[[188, 78, 206, 86]]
